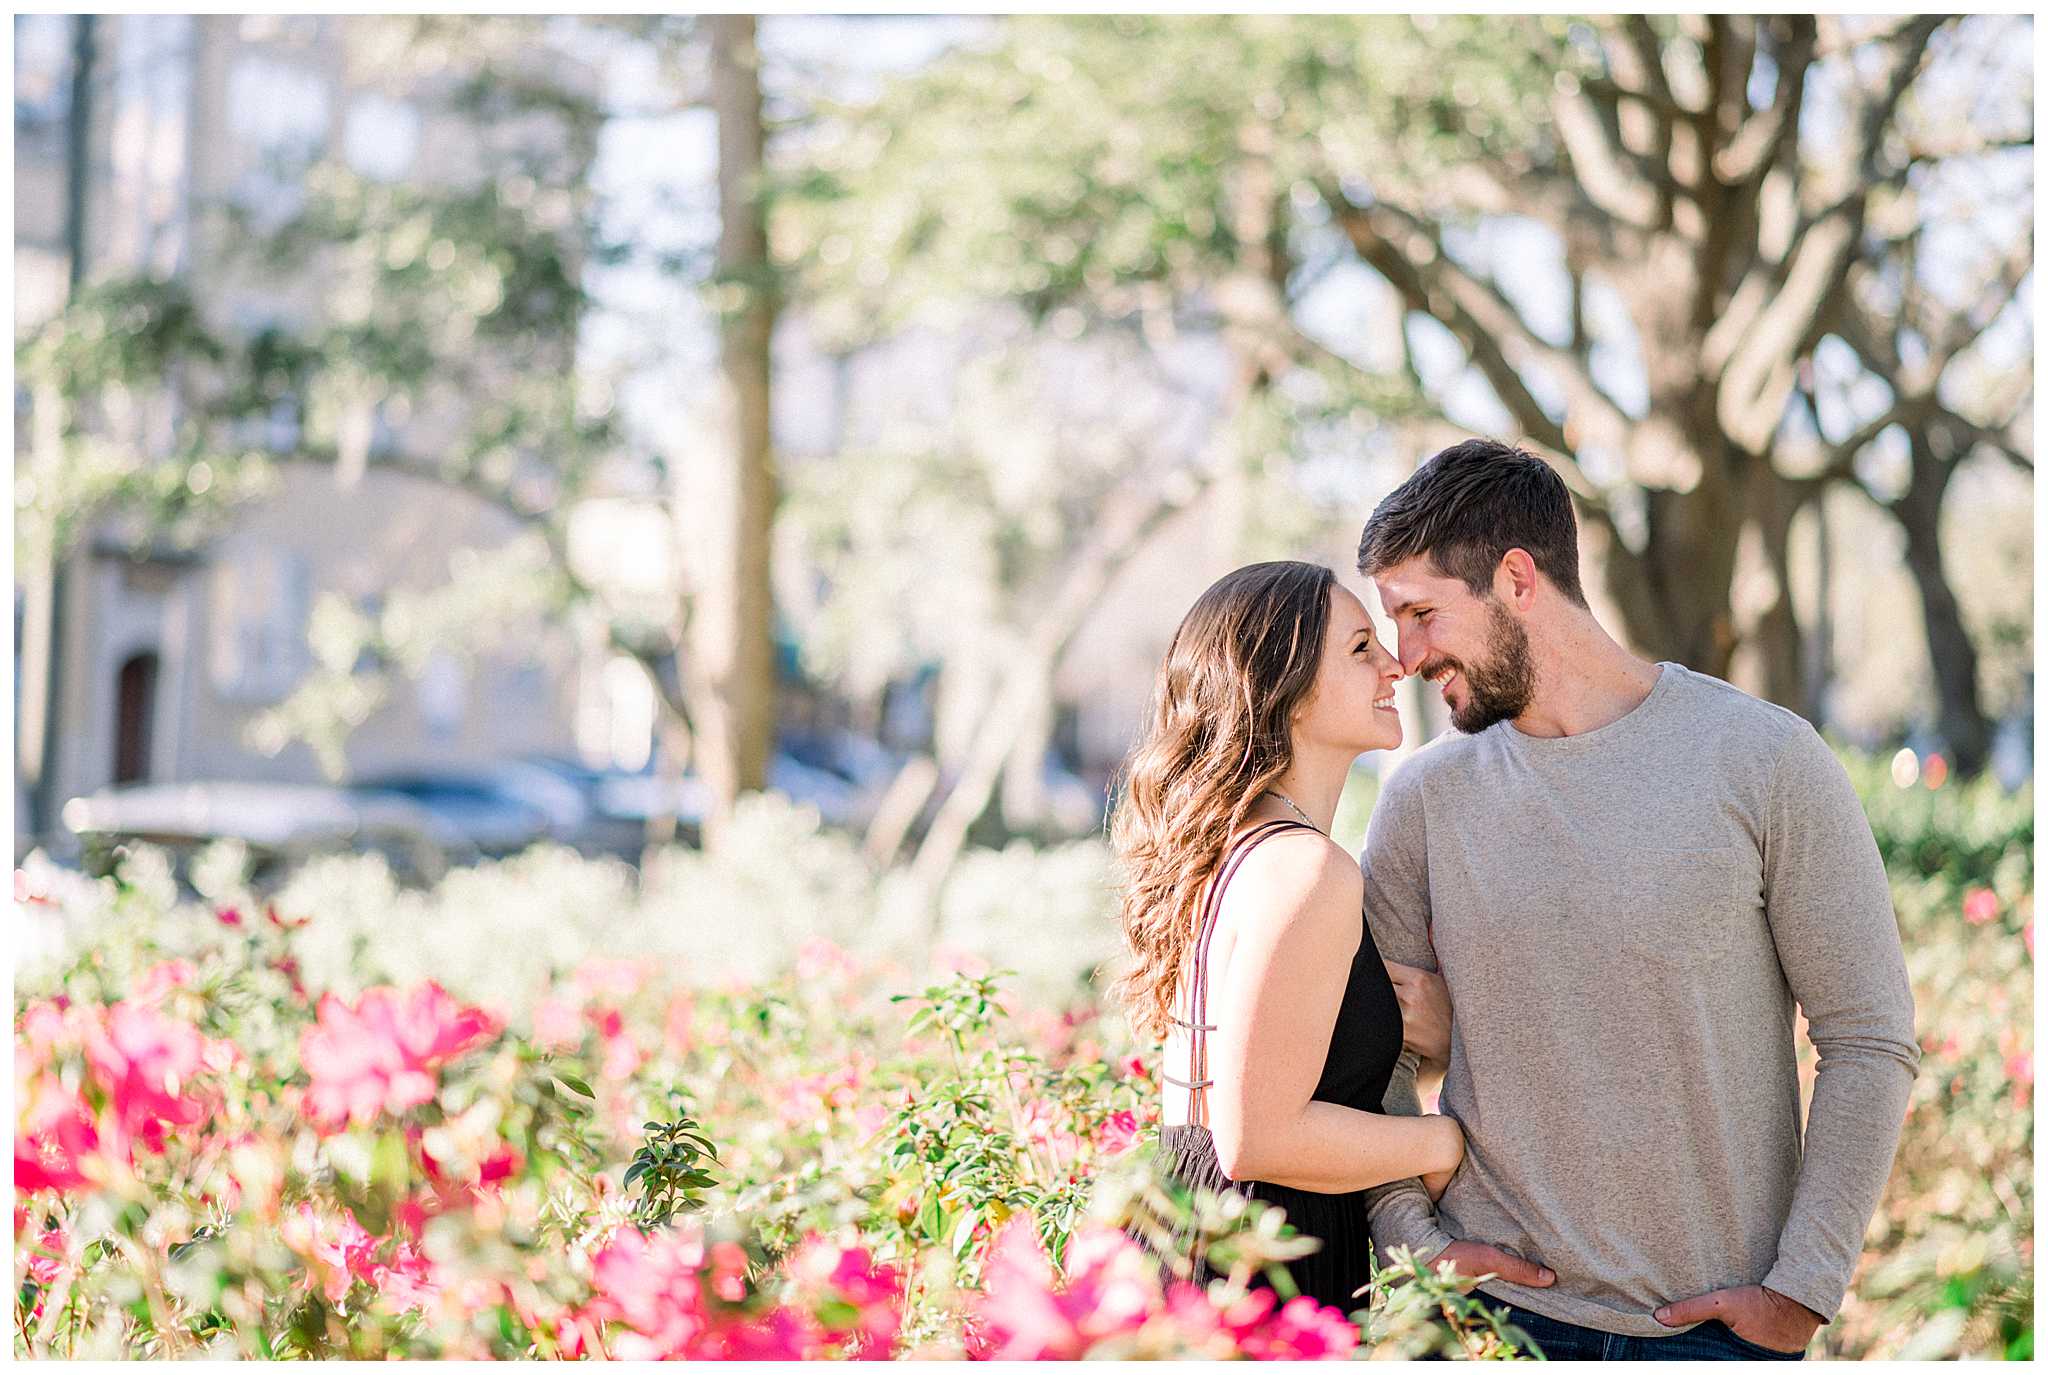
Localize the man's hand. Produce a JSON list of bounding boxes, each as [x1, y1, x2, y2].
[[1431, 1240, 1556, 1290], [1654, 1285, 1822, 1354], [1385, 959, 1451, 1069]]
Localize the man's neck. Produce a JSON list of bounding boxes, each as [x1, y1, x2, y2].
[[1510, 614, 1663, 739]]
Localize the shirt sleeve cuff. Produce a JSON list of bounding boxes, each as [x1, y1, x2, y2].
[[1760, 1262, 1842, 1325], [1367, 1187, 1457, 1274]]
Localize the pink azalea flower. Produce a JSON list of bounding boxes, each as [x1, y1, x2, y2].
[[376, 1237, 444, 1318], [531, 996, 584, 1051], [280, 1203, 383, 1306], [1964, 887, 2000, 926], [1019, 1097, 1085, 1171], [83, 1000, 214, 1153], [13, 1085, 98, 1193], [573, 957, 648, 1001], [585, 1223, 711, 1359], [590, 1006, 645, 1081], [933, 948, 990, 979], [131, 958, 197, 1006], [1095, 1109, 1140, 1157], [786, 1234, 904, 1354], [795, 937, 860, 983], [973, 1219, 1154, 1359], [264, 903, 311, 930], [299, 983, 502, 1133], [708, 1241, 751, 1303], [663, 991, 696, 1056]]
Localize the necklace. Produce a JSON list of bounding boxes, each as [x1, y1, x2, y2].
[[1269, 789, 1323, 835]]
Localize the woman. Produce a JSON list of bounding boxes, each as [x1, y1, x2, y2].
[[1111, 560, 1459, 1311]]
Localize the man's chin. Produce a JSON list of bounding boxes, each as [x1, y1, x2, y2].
[[1449, 700, 1505, 734]]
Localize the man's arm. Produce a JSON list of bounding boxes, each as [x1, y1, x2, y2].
[[1755, 725, 1920, 1322], [1359, 763, 1457, 1263]]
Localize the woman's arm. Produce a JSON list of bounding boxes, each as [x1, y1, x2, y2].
[[1204, 834, 1464, 1194]]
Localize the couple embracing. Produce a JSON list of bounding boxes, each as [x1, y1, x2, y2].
[[1111, 439, 1919, 1361]]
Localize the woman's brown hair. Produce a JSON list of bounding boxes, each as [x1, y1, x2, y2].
[[1109, 560, 1336, 1042]]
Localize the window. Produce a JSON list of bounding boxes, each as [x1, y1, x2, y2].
[[208, 542, 311, 702]]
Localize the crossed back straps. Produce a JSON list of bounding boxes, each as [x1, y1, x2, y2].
[[1161, 817, 1319, 1129]]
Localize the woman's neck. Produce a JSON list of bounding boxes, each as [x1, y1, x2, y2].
[[1263, 752, 1353, 835]]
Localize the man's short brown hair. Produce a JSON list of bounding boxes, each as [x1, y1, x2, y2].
[[1356, 438, 1587, 607]]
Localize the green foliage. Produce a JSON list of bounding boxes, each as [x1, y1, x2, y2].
[[627, 1094, 723, 1227], [1363, 1247, 1543, 1359], [1841, 747, 2034, 890], [878, 970, 1137, 1276]]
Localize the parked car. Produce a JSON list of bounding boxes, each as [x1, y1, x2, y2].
[[514, 754, 708, 854], [347, 772, 551, 859], [59, 780, 459, 884]]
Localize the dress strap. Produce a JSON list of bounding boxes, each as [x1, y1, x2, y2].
[[1176, 817, 1320, 1129]]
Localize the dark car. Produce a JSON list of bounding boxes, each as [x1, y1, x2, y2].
[[349, 772, 552, 860]]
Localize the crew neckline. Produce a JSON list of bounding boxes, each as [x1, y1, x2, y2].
[[1492, 661, 1681, 758]]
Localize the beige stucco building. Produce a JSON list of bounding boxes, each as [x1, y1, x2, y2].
[[13, 16, 630, 859]]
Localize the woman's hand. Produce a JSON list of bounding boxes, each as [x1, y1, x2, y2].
[[1385, 959, 1452, 1069], [1418, 1116, 1464, 1202]]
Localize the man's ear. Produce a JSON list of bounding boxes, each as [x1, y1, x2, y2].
[[1495, 549, 1540, 611]]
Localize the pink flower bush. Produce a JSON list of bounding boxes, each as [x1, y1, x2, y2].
[[299, 983, 502, 1133], [967, 1219, 1358, 1360], [579, 1223, 906, 1360]]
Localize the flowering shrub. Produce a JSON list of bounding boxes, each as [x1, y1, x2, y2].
[[11, 748, 2031, 1359]]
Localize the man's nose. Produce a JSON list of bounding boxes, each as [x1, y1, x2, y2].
[[1398, 636, 1427, 675]]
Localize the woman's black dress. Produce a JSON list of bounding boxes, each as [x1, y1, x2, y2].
[[1142, 817, 1405, 1314]]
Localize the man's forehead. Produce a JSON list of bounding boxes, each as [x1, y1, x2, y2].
[[1369, 556, 1461, 610]]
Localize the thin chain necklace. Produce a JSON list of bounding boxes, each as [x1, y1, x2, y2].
[[1268, 789, 1323, 835]]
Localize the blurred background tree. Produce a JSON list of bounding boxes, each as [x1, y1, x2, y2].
[[15, 13, 2031, 885], [782, 14, 2031, 785]]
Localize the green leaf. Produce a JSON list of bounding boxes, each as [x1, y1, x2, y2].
[[555, 1074, 596, 1099]]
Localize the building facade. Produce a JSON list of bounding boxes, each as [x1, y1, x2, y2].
[[13, 15, 617, 858]]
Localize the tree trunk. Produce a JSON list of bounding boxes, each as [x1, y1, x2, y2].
[[1894, 429, 1991, 775], [20, 15, 97, 850], [1742, 468, 1812, 712], [905, 464, 1213, 924], [690, 14, 779, 848], [1800, 488, 1834, 725], [997, 666, 1055, 830]]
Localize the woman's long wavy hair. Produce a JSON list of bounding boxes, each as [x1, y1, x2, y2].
[[1109, 560, 1336, 1043]]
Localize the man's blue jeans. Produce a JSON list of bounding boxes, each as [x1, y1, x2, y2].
[[1500, 1302, 1807, 1361]]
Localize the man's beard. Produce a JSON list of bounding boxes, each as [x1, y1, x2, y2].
[[1428, 599, 1536, 734]]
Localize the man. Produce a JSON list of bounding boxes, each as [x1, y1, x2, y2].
[[1355, 438, 1918, 1361]]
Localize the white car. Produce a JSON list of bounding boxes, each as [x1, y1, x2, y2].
[[61, 780, 462, 881]]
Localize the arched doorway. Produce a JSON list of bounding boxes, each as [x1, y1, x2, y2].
[[114, 650, 159, 784]]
